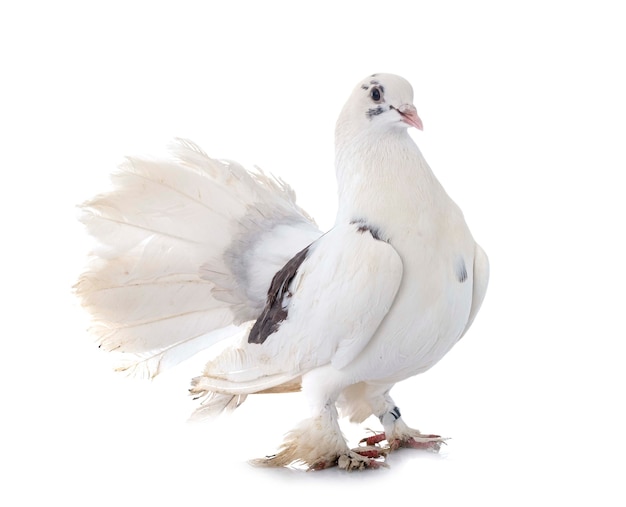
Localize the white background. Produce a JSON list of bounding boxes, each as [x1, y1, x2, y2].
[[2, 1, 625, 505]]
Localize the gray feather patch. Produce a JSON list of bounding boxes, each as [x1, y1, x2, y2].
[[456, 258, 468, 283]]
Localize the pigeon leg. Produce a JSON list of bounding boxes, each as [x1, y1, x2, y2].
[[253, 369, 387, 471]]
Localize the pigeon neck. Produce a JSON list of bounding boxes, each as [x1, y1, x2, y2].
[[334, 128, 439, 227]]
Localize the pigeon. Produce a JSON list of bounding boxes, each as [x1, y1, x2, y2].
[[76, 73, 489, 471]]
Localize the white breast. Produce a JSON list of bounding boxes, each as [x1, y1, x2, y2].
[[334, 129, 477, 382]]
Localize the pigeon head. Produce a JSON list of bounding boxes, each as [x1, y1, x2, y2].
[[336, 73, 423, 137]]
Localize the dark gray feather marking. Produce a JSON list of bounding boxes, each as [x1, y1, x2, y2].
[[368, 80, 385, 92], [361, 84, 369, 90], [351, 219, 383, 241], [248, 245, 310, 344], [366, 106, 384, 118], [456, 258, 468, 283]]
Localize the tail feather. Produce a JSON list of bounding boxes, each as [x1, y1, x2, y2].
[[91, 308, 233, 353], [77, 278, 220, 333], [190, 370, 297, 397], [188, 371, 299, 420], [83, 159, 239, 252], [188, 392, 249, 421], [187, 342, 302, 418], [114, 325, 241, 379]]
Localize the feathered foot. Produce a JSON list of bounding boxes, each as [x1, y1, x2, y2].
[[254, 448, 387, 471], [250, 411, 387, 471]]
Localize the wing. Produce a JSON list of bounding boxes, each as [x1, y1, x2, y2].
[[459, 242, 489, 339], [251, 221, 404, 373]]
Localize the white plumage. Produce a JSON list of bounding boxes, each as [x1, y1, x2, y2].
[[77, 73, 489, 470]]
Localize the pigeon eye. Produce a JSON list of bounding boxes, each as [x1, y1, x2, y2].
[[370, 87, 383, 103]]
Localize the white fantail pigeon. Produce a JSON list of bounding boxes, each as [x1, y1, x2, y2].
[[76, 73, 489, 470]]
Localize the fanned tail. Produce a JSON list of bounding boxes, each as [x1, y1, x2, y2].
[[76, 139, 320, 378]]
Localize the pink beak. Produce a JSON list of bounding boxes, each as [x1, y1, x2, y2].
[[395, 104, 423, 131]]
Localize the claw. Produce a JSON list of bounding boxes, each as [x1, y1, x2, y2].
[[310, 460, 331, 471], [359, 432, 387, 446], [354, 445, 388, 459]]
